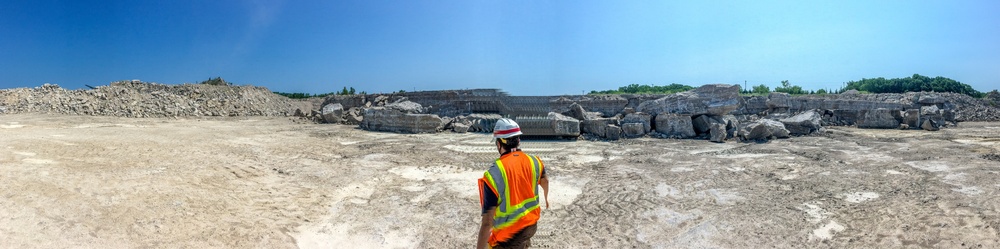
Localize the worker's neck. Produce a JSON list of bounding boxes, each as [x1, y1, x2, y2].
[[500, 148, 520, 156]]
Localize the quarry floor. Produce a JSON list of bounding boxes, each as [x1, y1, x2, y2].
[[1, 114, 999, 248]]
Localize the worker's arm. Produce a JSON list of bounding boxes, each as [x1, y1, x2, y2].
[[476, 207, 495, 249], [540, 174, 549, 209]]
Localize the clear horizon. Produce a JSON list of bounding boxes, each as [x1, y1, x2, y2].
[[2, 1, 998, 96]]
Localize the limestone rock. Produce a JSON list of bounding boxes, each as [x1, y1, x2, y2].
[[622, 112, 652, 134], [857, 109, 901, 129], [345, 108, 364, 125], [779, 110, 822, 136], [582, 118, 618, 138], [564, 103, 587, 121], [917, 94, 945, 104], [902, 109, 920, 129], [766, 92, 791, 110], [692, 115, 721, 134], [654, 113, 696, 138], [359, 107, 444, 133], [605, 125, 623, 140], [548, 112, 581, 136], [321, 103, 344, 123], [739, 119, 790, 141], [921, 119, 940, 131], [709, 123, 727, 143], [636, 84, 741, 116], [622, 123, 646, 138], [452, 123, 470, 133], [385, 100, 424, 114]]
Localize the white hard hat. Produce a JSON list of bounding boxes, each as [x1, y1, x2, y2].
[[493, 118, 522, 139]]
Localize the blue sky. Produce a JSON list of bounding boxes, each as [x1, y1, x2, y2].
[[1, 0, 998, 96]]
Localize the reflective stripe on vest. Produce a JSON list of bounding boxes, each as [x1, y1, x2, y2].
[[483, 154, 542, 230]]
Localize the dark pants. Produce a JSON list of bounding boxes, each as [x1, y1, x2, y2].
[[494, 224, 537, 249]]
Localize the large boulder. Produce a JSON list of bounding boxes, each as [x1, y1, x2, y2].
[[622, 112, 653, 134], [921, 119, 940, 131], [636, 84, 741, 116], [739, 119, 790, 141], [857, 109, 901, 129], [691, 115, 723, 134], [779, 110, 822, 136], [321, 103, 344, 123], [622, 123, 646, 138], [605, 125, 623, 140], [582, 118, 619, 138], [564, 103, 587, 121], [548, 112, 581, 136], [359, 107, 444, 133], [709, 123, 727, 143], [385, 100, 424, 114], [654, 113, 696, 138], [722, 115, 740, 139], [902, 109, 920, 129]]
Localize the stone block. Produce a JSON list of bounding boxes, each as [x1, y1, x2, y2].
[[605, 125, 622, 140], [779, 110, 822, 136], [622, 112, 652, 133], [857, 109, 901, 129], [654, 113, 696, 138], [709, 123, 727, 143], [582, 118, 618, 137], [359, 107, 444, 133], [321, 103, 344, 123], [622, 123, 646, 137]]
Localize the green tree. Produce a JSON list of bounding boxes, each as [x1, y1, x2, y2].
[[751, 84, 770, 95], [816, 89, 828, 95], [841, 74, 982, 97], [774, 80, 806, 94], [349, 87, 356, 95]]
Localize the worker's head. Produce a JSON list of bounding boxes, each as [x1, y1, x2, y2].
[[493, 118, 522, 154]]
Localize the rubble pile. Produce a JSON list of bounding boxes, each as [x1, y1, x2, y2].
[[0, 81, 300, 118]]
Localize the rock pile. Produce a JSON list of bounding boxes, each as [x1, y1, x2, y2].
[[0, 81, 300, 118]]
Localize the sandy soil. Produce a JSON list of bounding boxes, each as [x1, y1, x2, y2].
[[2, 114, 998, 248]]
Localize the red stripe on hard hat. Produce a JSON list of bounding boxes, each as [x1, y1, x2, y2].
[[494, 127, 521, 135]]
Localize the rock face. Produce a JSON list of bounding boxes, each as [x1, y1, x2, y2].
[[739, 119, 790, 141], [359, 107, 444, 133], [654, 114, 696, 138], [321, 103, 344, 123], [857, 109, 901, 129], [779, 110, 822, 136], [636, 84, 741, 116]]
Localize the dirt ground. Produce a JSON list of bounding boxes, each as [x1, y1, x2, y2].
[[2, 114, 998, 248]]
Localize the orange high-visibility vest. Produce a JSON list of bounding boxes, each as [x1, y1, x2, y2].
[[478, 151, 544, 246]]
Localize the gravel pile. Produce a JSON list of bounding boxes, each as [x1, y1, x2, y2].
[[0, 81, 298, 118]]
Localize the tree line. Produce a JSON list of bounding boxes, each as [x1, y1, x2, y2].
[[590, 74, 987, 98], [840, 74, 983, 97]]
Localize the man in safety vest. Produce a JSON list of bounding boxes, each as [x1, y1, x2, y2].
[[476, 118, 550, 249]]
